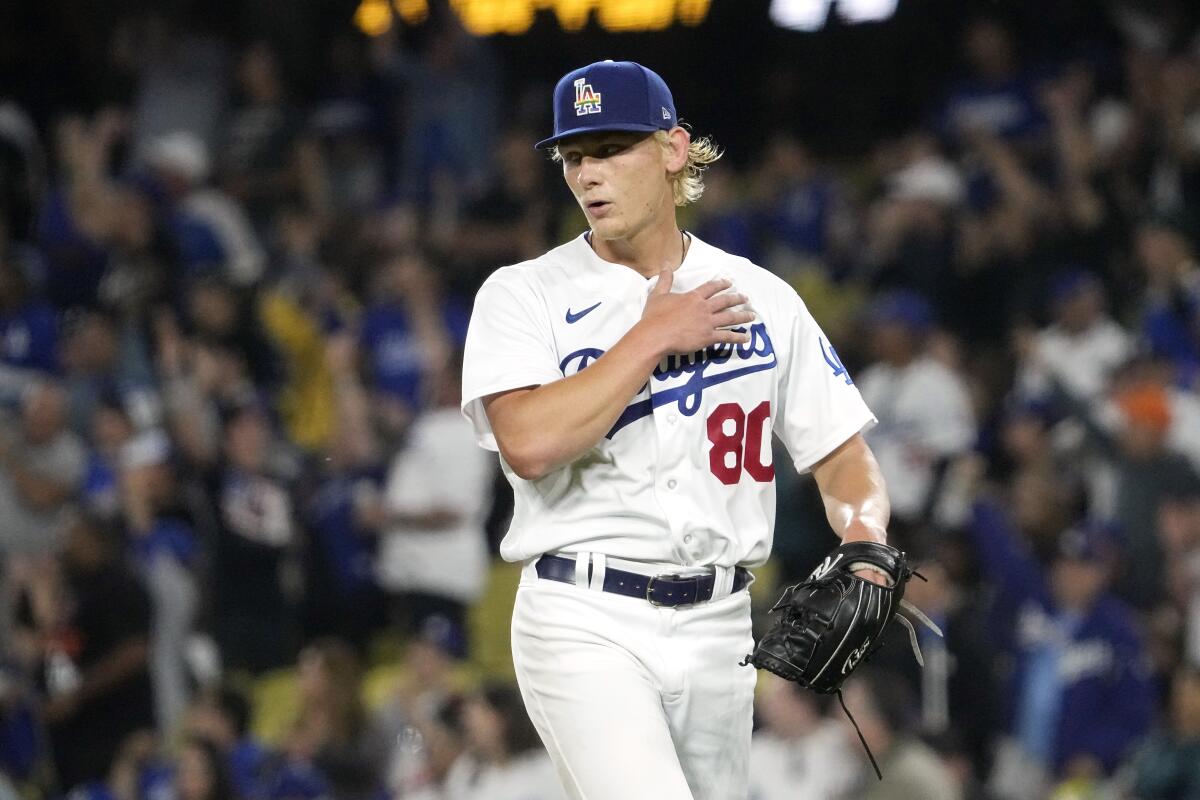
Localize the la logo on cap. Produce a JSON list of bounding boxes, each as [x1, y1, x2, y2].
[[573, 77, 602, 116]]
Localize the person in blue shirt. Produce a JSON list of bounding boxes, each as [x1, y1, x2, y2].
[[0, 252, 57, 375], [936, 16, 1048, 146], [1135, 214, 1200, 387], [357, 250, 468, 422], [966, 516, 1155, 785], [187, 685, 274, 800]]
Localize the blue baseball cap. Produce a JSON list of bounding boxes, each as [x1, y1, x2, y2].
[[536, 60, 677, 149]]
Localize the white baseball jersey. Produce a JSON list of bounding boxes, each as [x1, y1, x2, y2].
[[856, 355, 975, 520], [461, 232, 875, 568]]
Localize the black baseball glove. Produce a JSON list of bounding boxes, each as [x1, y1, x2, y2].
[[741, 540, 941, 777], [743, 541, 926, 692]]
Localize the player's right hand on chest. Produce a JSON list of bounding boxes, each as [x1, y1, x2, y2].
[[641, 268, 754, 353]]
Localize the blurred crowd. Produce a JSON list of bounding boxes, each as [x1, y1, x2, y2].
[[2, 2, 1200, 799]]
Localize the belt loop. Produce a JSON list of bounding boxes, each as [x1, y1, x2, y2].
[[711, 565, 734, 599], [588, 554, 607, 591], [574, 552, 590, 587]]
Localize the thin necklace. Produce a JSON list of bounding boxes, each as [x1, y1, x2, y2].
[[585, 229, 689, 267]]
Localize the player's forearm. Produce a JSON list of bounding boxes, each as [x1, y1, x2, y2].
[[485, 323, 664, 480], [811, 434, 889, 545]]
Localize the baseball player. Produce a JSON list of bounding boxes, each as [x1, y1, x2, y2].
[[461, 60, 891, 800]]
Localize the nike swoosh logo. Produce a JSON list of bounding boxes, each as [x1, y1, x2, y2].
[[565, 301, 602, 323]]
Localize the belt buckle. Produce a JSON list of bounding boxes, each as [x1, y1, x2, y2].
[[646, 573, 697, 607]]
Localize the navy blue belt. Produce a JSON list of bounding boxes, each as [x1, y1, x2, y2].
[[535, 554, 752, 607]]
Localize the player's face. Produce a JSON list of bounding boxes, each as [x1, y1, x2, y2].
[[558, 131, 676, 241]]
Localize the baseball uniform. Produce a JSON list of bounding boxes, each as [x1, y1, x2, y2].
[[462, 230, 875, 799]]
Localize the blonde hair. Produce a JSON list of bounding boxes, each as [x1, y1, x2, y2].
[[550, 127, 723, 207], [656, 129, 722, 206]]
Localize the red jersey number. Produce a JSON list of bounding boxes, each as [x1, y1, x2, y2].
[[706, 401, 775, 485]]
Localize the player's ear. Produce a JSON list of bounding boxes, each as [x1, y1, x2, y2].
[[663, 127, 690, 174]]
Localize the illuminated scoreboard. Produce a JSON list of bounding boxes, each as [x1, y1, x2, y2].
[[354, 0, 714, 36]]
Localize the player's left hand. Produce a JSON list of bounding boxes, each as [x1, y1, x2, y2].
[[850, 566, 890, 586], [839, 524, 891, 586]]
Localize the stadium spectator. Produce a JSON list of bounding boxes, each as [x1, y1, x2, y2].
[[841, 668, 961, 800], [1135, 213, 1200, 386], [119, 441, 199, 734], [377, 616, 469, 797], [141, 130, 266, 287], [856, 290, 976, 525], [436, 126, 555, 292], [208, 401, 299, 674], [59, 310, 150, 439], [0, 380, 87, 558], [751, 131, 853, 271], [991, 399, 1067, 483], [14, 513, 154, 791], [307, 32, 391, 217], [862, 134, 964, 302], [185, 685, 274, 799], [1015, 269, 1134, 404], [967, 520, 1154, 797], [286, 638, 387, 800], [0, 664, 44, 795], [368, 352, 490, 636], [298, 332, 384, 649], [441, 683, 564, 800], [970, 463, 1080, 582], [373, 14, 502, 204], [1096, 381, 1200, 609], [36, 112, 123, 309], [936, 15, 1047, 146], [1125, 665, 1200, 799], [748, 673, 860, 799], [262, 759, 330, 800], [175, 735, 236, 800], [183, 274, 278, 391], [153, 308, 227, 470], [358, 250, 468, 428], [870, 548, 1001, 778], [62, 730, 172, 800], [0, 249, 57, 377], [690, 162, 759, 263], [1157, 488, 1200, 667], [216, 41, 321, 233]]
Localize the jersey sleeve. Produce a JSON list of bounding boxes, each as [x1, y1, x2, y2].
[[774, 293, 876, 472], [461, 273, 563, 450]]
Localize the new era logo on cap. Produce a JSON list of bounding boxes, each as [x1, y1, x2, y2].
[[536, 60, 678, 149]]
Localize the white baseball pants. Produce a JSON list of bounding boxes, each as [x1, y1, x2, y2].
[[511, 556, 757, 800]]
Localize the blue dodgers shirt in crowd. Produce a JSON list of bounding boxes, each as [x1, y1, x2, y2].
[[0, 300, 58, 373], [307, 468, 384, 596], [937, 75, 1047, 142], [359, 298, 469, 408], [763, 176, 839, 259]]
